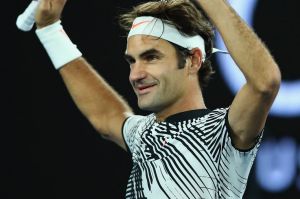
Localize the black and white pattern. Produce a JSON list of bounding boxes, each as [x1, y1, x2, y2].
[[122, 108, 261, 199]]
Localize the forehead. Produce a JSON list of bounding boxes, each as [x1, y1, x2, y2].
[[126, 35, 175, 55]]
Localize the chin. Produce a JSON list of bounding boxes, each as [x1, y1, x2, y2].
[[138, 100, 162, 112], [137, 98, 153, 110], [138, 103, 153, 111]]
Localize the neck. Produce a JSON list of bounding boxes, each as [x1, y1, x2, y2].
[[155, 86, 206, 122]]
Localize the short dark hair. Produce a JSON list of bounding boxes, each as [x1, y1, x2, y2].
[[119, 0, 215, 88]]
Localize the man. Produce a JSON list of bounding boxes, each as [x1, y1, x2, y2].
[[32, 0, 281, 198]]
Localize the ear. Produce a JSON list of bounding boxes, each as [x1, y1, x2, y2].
[[188, 48, 203, 75]]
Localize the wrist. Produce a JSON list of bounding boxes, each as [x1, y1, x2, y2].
[[36, 18, 61, 29], [35, 20, 82, 69]]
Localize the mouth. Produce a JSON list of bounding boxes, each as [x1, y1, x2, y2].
[[135, 84, 157, 95]]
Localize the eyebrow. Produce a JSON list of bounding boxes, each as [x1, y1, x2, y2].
[[124, 48, 164, 62]]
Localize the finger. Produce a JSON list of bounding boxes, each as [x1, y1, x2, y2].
[[16, 0, 40, 31]]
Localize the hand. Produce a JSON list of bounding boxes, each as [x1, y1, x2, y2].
[[35, 0, 67, 28]]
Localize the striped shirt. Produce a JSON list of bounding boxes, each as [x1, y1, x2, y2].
[[122, 108, 262, 199]]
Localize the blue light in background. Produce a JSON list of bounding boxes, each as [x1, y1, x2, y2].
[[297, 147, 300, 190], [215, 0, 300, 117], [255, 137, 297, 192]]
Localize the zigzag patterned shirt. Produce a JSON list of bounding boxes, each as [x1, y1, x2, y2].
[[122, 108, 262, 199]]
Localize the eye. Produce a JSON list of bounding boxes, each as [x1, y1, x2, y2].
[[145, 54, 159, 62]]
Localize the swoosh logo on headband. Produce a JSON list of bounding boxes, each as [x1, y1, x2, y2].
[[131, 20, 152, 30]]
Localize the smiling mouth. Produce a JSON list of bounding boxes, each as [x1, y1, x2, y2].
[[136, 84, 156, 95]]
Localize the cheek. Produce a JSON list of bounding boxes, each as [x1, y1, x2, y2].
[[149, 61, 182, 85], [172, 71, 188, 91], [161, 70, 185, 91]]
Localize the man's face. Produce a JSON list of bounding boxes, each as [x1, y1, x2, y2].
[[125, 35, 189, 112]]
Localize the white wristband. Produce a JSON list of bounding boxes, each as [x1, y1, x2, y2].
[[35, 20, 82, 69]]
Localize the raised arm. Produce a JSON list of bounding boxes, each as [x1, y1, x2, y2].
[[195, 0, 281, 149], [35, 0, 133, 150]]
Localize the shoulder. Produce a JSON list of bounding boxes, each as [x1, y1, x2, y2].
[[205, 107, 229, 121], [211, 107, 229, 114], [122, 113, 155, 139], [122, 113, 155, 130], [121, 113, 155, 153]]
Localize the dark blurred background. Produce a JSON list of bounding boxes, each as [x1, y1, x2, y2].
[[2, 0, 300, 198]]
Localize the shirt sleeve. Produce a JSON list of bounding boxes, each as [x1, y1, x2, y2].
[[216, 107, 263, 198], [122, 115, 146, 154]]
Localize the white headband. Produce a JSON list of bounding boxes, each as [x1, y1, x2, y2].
[[128, 16, 207, 60]]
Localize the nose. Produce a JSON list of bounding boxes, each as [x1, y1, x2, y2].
[[129, 63, 147, 82]]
